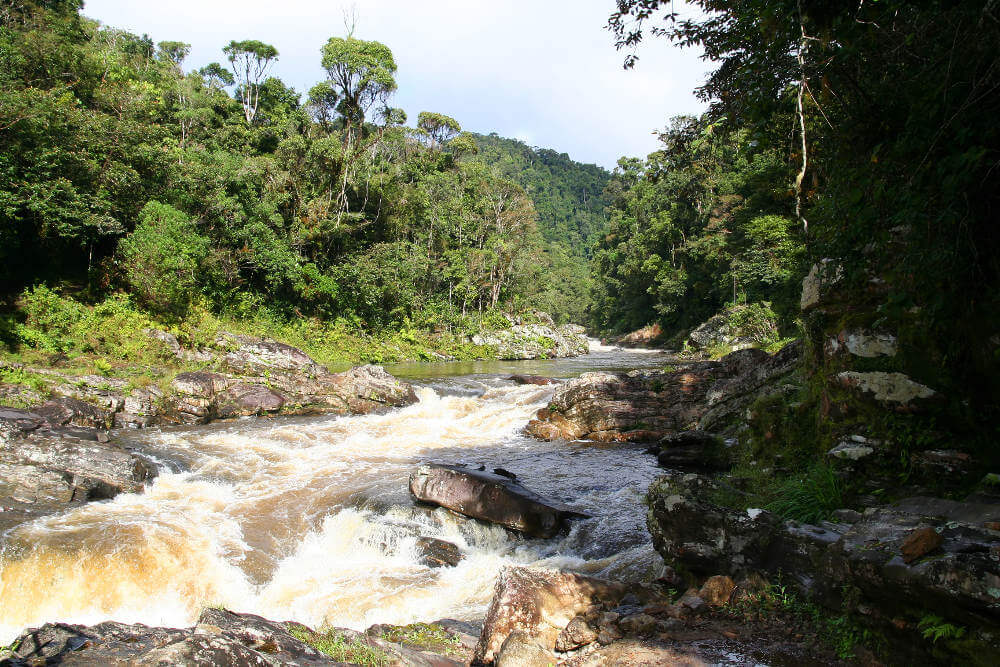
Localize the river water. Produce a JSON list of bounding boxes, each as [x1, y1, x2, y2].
[[0, 343, 671, 645]]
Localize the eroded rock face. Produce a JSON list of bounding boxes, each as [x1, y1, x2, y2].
[[646, 473, 1000, 655], [0, 408, 157, 534], [475, 567, 630, 664], [409, 464, 587, 538], [526, 342, 801, 442], [1, 608, 460, 666]]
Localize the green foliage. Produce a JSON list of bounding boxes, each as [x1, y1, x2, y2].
[[287, 626, 389, 666], [590, 116, 805, 335], [377, 623, 461, 655], [763, 464, 843, 524], [918, 615, 967, 644], [14, 285, 88, 352], [118, 201, 209, 318]]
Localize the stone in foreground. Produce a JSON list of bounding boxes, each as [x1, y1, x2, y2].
[[409, 464, 588, 538]]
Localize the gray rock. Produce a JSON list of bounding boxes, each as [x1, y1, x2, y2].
[[800, 260, 843, 310], [646, 474, 1000, 649], [836, 371, 937, 409]]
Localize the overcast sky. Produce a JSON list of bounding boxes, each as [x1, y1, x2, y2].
[[81, 0, 709, 170]]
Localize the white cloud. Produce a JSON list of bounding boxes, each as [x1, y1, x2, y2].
[[82, 0, 710, 169]]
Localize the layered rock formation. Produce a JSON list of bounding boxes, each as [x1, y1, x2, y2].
[[526, 342, 800, 442]]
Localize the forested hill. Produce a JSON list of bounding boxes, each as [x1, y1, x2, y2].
[[0, 0, 604, 368], [468, 133, 610, 255]]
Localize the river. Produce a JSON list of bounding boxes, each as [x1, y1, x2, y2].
[[0, 343, 670, 645]]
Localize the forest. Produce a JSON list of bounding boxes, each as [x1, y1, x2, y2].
[[0, 0, 611, 366], [2, 0, 998, 397]]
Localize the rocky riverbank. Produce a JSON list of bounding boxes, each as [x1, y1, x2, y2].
[[0, 332, 421, 540]]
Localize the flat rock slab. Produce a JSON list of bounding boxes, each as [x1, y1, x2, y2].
[[409, 464, 588, 538]]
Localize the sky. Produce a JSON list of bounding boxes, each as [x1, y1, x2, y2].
[[81, 0, 710, 170]]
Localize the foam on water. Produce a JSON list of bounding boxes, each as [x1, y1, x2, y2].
[[0, 373, 663, 643]]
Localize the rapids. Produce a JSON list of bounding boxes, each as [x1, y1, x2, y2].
[[0, 344, 670, 644]]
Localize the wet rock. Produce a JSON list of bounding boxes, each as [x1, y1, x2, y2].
[[409, 464, 588, 538], [555, 616, 598, 652], [698, 575, 736, 606], [654, 430, 729, 470], [475, 566, 630, 663], [508, 374, 558, 386], [900, 526, 944, 563], [415, 536, 463, 568], [495, 631, 553, 667]]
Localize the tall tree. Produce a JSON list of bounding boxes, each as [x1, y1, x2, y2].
[[223, 39, 278, 124]]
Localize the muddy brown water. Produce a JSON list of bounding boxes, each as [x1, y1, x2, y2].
[[0, 343, 674, 643]]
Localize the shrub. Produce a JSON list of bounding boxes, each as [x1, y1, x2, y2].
[[118, 201, 209, 318], [15, 285, 88, 352]]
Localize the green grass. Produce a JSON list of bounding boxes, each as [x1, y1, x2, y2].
[[763, 464, 843, 524], [288, 626, 390, 666], [377, 623, 461, 655]]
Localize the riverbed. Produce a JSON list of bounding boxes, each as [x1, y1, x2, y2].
[[0, 343, 672, 644]]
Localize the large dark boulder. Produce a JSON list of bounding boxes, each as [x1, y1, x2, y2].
[[409, 464, 588, 538]]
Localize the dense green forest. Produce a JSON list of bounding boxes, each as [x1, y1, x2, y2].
[[0, 0, 609, 365], [605, 0, 999, 453]]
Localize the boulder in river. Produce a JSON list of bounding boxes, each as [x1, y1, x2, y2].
[[507, 374, 558, 386], [408, 464, 588, 538], [415, 536, 464, 568]]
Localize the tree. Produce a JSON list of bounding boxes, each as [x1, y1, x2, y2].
[[199, 62, 234, 91], [306, 81, 339, 130], [156, 40, 189, 69], [417, 111, 461, 150], [223, 39, 278, 124], [320, 36, 397, 144]]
